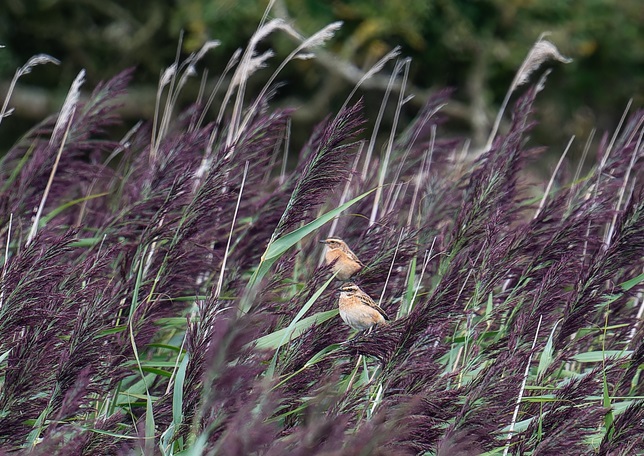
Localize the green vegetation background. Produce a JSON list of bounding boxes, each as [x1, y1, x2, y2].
[[1, 0, 642, 155]]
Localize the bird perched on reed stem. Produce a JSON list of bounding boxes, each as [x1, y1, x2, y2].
[[337, 283, 389, 331], [320, 237, 363, 280]]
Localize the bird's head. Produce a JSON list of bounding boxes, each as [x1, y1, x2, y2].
[[339, 283, 361, 295], [320, 237, 348, 251]]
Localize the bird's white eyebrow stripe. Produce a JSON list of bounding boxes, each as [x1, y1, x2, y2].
[[340, 285, 359, 291]]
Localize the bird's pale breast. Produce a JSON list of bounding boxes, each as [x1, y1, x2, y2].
[[327, 250, 361, 280], [339, 300, 386, 331]]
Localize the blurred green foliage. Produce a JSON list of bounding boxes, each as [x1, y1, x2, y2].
[[0, 0, 642, 150]]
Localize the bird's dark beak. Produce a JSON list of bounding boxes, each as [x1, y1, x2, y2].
[[318, 240, 327, 244]]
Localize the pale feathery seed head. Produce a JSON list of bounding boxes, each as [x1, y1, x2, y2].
[[294, 52, 316, 61], [159, 63, 177, 88], [298, 21, 343, 50], [515, 39, 572, 88], [195, 40, 221, 61], [250, 18, 300, 47], [231, 50, 275, 89], [50, 69, 85, 145], [18, 54, 60, 77]]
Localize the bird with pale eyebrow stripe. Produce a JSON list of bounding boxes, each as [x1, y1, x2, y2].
[[319, 237, 363, 281], [337, 282, 389, 331]]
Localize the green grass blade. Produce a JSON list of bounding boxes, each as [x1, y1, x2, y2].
[[245, 188, 376, 295], [275, 274, 335, 345], [253, 308, 339, 350], [266, 274, 336, 377], [537, 319, 560, 379], [603, 370, 613, 436], [0, 143, 34, 192], [69, 237, 104, 248], [0, 349, 11, 364], [178, 432, 208, 456], [159, 352, 188, 455], [619, 271, 644, 291], [173, 353, 188, 427], [145, 393, 156, 454], [600, 271, 644, 308], [572, 350, 632, 363], [273, 343, 343, 390], [264, 189, 376, 261], [399, 256, 416, 317], [39, 192, 108, 227]]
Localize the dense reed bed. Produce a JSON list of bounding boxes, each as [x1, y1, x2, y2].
[[0, 14, 643, 456]]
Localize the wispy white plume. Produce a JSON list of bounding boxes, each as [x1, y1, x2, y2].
[[294, 52, 315, 60], [360, 46, 401, 81], [51, 69, 85, 145], [297, 21, 342, 50], [229, 48, 243, 67], [196, 40, 221, 61], [515, 40, 571, 87], [159, 63, 177, 88], [0, 54, 60, 127], [224, 19, 299, 147], [173, 64, 197, 99], [235, 21, 344, 142], [230, 50, 275, 89], [250, 18, 300, 46], [340, 46, 401, 113], [18, 54, 61, 77], [27, 70, 84, 246], [485, 34, 572, 151]]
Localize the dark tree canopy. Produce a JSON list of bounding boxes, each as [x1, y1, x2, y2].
[[0, 0, 642, 155]]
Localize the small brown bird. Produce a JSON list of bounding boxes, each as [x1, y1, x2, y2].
[[320, 237, 364, 280], [337, 283, 389, 331]]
